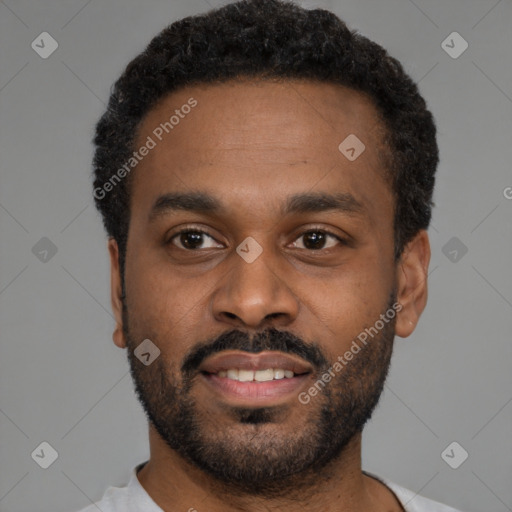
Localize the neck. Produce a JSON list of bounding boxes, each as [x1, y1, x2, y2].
[[136, 424, 404, 512]]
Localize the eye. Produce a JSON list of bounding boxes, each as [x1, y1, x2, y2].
[[168, 229, 222, 250], [290, 229, 346, 251], [167, 227, 347, 252]]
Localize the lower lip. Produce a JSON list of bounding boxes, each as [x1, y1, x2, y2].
[[201, 373, 310, 403]]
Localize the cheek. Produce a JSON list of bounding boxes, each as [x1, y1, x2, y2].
[[302, 257, 393, 344], [124, 252, 206, 345]]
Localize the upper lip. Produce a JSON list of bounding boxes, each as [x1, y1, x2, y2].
[[199, 351, 313, 375]]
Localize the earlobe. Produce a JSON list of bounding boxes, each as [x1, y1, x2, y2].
[[108, 238, 127, 349], [394, 230, 431, 338]]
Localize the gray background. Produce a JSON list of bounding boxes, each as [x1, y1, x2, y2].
[[0, 0, 511, 511]]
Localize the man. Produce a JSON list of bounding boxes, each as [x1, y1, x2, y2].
[[79, 0, 462, 510]]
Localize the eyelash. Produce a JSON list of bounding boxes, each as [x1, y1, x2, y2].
[[167, 225, 348, 251]]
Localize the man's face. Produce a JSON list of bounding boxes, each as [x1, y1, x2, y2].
[[116, 80, 400, 494]]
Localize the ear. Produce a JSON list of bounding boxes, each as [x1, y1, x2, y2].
[[395, 229, 431, 338], [108, 238, 127, 349]]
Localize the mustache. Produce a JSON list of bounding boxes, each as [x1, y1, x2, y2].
[[181, 327, 328, 379]]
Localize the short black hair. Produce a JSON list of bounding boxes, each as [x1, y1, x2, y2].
[[92, 0, 438, 281]]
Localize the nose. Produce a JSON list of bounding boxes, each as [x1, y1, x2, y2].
[[211, 246, 299, 330]]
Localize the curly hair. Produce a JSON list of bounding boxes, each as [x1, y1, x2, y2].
[[92, 0, 438, 280]]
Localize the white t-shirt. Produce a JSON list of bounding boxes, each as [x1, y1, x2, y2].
[[74, 462, 463, 512]]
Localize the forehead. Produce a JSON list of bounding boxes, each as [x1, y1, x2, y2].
[[129, 79, 392, 226]]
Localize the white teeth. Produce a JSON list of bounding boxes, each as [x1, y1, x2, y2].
[[273, 369, 285, 380], [238, 369, 254, 382], [254, 369, 274, 382], [215, 368, 296, 381], [227, 368, 239, 380]]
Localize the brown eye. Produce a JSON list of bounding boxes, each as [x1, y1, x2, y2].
[[292, 230, 345, 251], [169, 230, 222, 250]]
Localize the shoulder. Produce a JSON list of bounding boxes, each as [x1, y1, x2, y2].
[[363, 470, 464, 512], [71, 483, 126, 512], [384, 479, 465, 512], [70, 463, 162, 512]]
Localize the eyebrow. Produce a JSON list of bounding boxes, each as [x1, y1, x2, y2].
[[148, 190, 367, 224]]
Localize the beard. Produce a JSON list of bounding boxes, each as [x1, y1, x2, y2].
[[123, 291, 397, 497]]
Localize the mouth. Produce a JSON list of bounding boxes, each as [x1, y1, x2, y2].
[[212, 367, 298, 381], [198, 351, 313, 404]]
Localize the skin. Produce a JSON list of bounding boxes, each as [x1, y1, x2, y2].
[[107, 79, 430, 512]]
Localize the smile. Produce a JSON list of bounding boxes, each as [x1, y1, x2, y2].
[[212, 368, 296, 381]]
